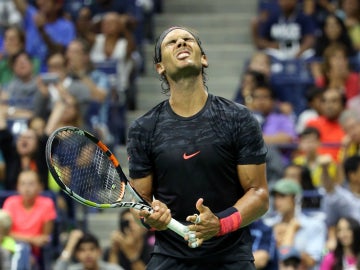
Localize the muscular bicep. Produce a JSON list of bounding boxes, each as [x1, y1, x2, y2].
[[234, 163, 269, 226], [237, 163, 268, 192], [130, 174, 153, 204]]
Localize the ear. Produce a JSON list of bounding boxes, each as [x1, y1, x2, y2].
[[156, 63, 165, 75], [201, 54, 208, 68]]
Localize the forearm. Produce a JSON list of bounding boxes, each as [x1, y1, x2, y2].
[[13, 0, 27, 15], [38, 26, 64, 53], [234, 186, 269, 227]]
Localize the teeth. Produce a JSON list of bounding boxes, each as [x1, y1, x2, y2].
[[177, 52, 189, 59]]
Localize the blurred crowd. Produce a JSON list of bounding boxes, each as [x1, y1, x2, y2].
[[0, 0, 360, 269], [234, 1, 360, 270]]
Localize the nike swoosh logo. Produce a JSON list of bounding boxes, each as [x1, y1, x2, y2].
[[183, 151, 201, 160]]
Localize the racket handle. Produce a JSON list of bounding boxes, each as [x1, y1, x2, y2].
[[167, 218, 189, 237]]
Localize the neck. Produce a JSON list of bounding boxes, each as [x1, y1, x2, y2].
[[281, 211, 295, 223], [349, 182, 360, 196], [168, 77, 208, 117]]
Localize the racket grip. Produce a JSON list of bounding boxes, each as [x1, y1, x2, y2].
[[167, 218, 189, 237]]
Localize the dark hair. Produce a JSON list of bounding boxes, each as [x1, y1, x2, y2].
[[74, 233, 100, 252], [305, 86, 324, 103], [299, 127, 320, 139], [343, 155, 360, 180], [9, 50, 32, 68], [252, 83, 276, 99], [332, 217, 360, 270], [153, 26, 207, 94], [244, 70, 267, 86]]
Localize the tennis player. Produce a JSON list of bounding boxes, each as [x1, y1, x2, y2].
[[127, 26, 269, 269]]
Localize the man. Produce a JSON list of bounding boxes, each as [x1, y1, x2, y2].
[[54, 230, 123, 270], [265, 179, 326, 270], [306, 87, 346, 162], [127, 26, 269, 269]]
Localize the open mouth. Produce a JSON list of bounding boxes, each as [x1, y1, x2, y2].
[[176, 51, 190, 60]]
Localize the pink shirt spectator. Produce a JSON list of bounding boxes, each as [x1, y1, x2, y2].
[[3, 195, 56, 236], [320, 252, 357, 270]]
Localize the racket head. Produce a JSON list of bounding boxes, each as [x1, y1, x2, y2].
[[45, 126, 127, 208]]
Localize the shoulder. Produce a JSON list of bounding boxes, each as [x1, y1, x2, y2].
[[3, 195, 21, 207], [129, 100, 168, 132]]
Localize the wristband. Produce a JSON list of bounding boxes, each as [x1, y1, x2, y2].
[[215, 207, 242, 236]]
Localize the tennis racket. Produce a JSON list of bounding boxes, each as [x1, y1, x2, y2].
[[45, 126, 189, 238]]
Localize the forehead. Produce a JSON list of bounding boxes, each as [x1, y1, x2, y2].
[[162, 29, 195, 44]]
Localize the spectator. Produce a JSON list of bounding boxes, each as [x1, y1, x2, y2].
[[320, 217, 360, 270], [250, 218, 279, 270], [75, 6, 96, 47], [0, 209, 16, 269], [103, 209, 154, 270], [2, 51, 41, 120], [54, 229, 124, 270], [2, 170, 57, 269], [265, 178, 327, 270], [66, 38, 111, 139], [292, 127, 339, 187], [0, 25, 40, 87], [90, 12, 138, 106], [12, 0, 76, 71], [315, 43, 360, 102], [295, 86, 324, 134], [341, 0, 360, 53], [310, 14, 356, 83], [339, 109, 360, 161], [306, 87, 346, 162], [0, 111, 48, 190], [256, 0, 316, 60], [320, 155, 360, 250]]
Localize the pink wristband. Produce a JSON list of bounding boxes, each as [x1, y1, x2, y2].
[[215, 207, 242, 236]]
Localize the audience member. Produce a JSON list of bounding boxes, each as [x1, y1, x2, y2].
[[2, 170, 57, 269], [293, 127, 339, 187], [339, 109, 360, 161], [256, 0, 316, 60], [2, 51, 41, 120], [320, 155, 360, 251], [103, 209, 154, 270], [295, 86, 324, 134], [266, 178, 327, 270], [340, 0, 360, 53], [12, 0, 76, 71], [75, 6, 96, 47], [0, 110, 48, 190], [314, 43, 360, 102], [320, 217, 360, 270], [250, 218, 279, 270], [306, 87, 346, 162], [0, 25, 40, 87], [54, 229, 124, 270], [310, 14, 356, 82], [0, 209, 16, 269]]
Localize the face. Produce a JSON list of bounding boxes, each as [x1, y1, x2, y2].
[[284, 166, 302, 183], [60, 96, 79, 124], [298, 134, 320, 155], [251, 87, 274, 115], [75, 242, 100, 269], [17, 170, 42, 201], [328, 49, 348, 73], [121, 212, 146, 238], [4, 28, 23, 56], [13, 54, 33, 79], [336, 218, 354, 248], [324, 16, 342, 41], [342, 0, 360, 15], [66, 41, 87, 70], [47, 53, 67, 79], [101, 12, 122, 35], [274, 193, 295, 215], [320, 88, 344, 120], [156, 29, 208, 80], [16, 129, 38, 156], [278, 0, 297, 13], [341, 117, 360, 143], [36, 0, 58, 14]]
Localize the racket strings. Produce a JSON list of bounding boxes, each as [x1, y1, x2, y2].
[[51, 130, 122, 204]]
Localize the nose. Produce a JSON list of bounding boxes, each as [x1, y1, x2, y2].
[[176, 38, 187, 47]]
